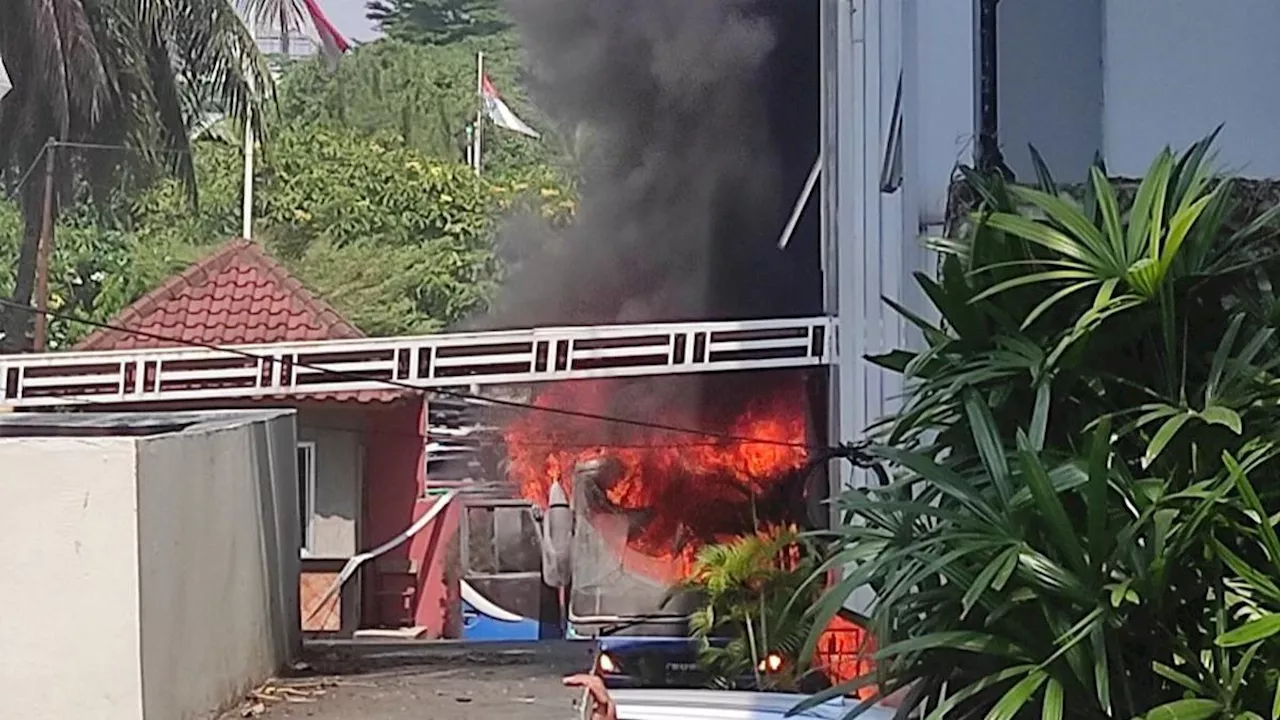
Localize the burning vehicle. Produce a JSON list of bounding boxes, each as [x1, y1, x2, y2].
[[458, 370, 875, 691], [503, 372, 822, 634]]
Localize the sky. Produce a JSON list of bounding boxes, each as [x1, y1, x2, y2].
[[316, 0, 384, 43]]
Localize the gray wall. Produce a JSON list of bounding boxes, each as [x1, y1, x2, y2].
[[1103, 0, 1280, 177], [0, 411, 300, 720], [998, 0, 1104, 183], [916, 0, 980, 222], [298, 409, 364, 559], [0, 436, 145, 718], [990, 0, 1280, 179], [135, 412, 300, 720]]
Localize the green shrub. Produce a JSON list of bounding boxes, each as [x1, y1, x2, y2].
[[810, 134, 1280, 720], [677, 530, 819, 690]]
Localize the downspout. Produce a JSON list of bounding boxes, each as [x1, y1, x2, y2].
[[976, 0, 1012, 178]]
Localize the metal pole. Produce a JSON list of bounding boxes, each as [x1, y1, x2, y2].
[[777, 155, 822, 250], [33, 138, 55, 352], [976, 0, 1010, 178], [242, 22, 257, 239], [473, 51, 484, 176]]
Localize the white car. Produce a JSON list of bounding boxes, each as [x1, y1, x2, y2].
[[610, 688, 898, 720]]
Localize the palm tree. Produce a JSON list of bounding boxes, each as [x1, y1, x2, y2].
[[0, 0, 272, 350], [239, 0, 307, 59]]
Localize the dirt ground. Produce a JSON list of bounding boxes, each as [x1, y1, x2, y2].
[[218, 640, 596, 720]]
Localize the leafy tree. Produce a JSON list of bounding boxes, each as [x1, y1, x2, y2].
[[0, 121, 577, 346], [278, 40, 553, 175], [0, 0, 272, 350], [365, 0, 513, 47], [240, 0, 308, 58]]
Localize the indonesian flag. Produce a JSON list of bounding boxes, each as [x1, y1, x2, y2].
[[0, 53, 11, 102], [300, 0, 351, 70], [481, 75, 539, 138]]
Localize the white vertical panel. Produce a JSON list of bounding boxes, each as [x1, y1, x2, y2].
[[830, 0, 977, 461]]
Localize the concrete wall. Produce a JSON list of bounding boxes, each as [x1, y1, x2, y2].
[[135, 414, 300, 720], [1103, 0, 1280, 177], [0, 437, 145, 718], [0, 411, 299, 720]]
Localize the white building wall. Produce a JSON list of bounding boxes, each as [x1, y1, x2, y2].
[[1103, 0, 1280, 177], [828, 0, 972, 461], [0, 437, 144, 719]]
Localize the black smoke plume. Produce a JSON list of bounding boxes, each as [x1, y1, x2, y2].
[[481, 0, 821, 329]]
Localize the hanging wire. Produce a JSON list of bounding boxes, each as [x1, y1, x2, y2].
[[0, 297, 825, 450]]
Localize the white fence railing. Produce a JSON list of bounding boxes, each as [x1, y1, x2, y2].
[[0, 316, 836, 407]]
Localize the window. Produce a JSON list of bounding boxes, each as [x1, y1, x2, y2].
[[297, 442, 316, 556]]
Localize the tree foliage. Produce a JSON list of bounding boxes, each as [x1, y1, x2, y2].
[[677, 530, 820, 691], [278, 39, 553, 175], [365, 0, 513, 47], [0, 121, 576, 347], [0, 0, 272, 349]]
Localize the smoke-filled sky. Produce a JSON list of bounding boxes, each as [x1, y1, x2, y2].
[[481, 0, 820, 329]]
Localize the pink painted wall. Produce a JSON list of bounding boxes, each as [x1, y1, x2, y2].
[[362, 398, 460, 635]]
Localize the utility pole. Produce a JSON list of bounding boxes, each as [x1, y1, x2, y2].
[[473, 51, 484, 175], [33, 138, 55, 352], [242, 20, 257, 240]]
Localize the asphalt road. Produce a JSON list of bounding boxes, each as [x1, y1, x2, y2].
[[220, 640, 596, 720]]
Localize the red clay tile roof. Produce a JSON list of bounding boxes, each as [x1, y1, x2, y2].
[[76, 238, 363, 350], [74, 238, 408, 404]]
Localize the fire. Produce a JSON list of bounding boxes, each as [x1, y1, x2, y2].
[[502, 375, 810, 581], [814, 613, 877, 700]]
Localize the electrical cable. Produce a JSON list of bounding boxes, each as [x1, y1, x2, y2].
[[4, 139, 53, 202], [0, 297, 821, 449]]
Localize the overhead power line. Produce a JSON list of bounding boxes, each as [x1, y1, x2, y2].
[[0, 298, 818, 450]]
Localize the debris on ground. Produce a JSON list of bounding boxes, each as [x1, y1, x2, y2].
[[217, 640, 591, 720], [236, 677, 351, 717]]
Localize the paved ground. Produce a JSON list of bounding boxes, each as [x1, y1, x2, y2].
[[219, 640, 595, 720]]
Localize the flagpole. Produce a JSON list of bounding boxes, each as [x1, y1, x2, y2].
[[473, 51, 484, 176], [241, 21, 256, 240]]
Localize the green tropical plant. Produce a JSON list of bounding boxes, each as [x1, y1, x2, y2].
[[675, 530, 820, 691], [0, 0, 272, 349], [804, 134, 1280, 720]]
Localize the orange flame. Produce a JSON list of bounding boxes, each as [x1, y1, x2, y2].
[[814, 614, 877, 700], [503, 376, 810, 581]]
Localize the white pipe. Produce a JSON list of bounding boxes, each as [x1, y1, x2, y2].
[[303, 489, 460, 625], [241, 23, 256, 240], [777, 155, 822, 249], [473, 51, 484, 175], [460, 580, 525, 623]]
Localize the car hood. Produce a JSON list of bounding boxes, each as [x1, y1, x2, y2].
[[610, 689, 897, 720]]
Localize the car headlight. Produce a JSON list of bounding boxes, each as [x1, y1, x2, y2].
[[758, 652, 785, 673]]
